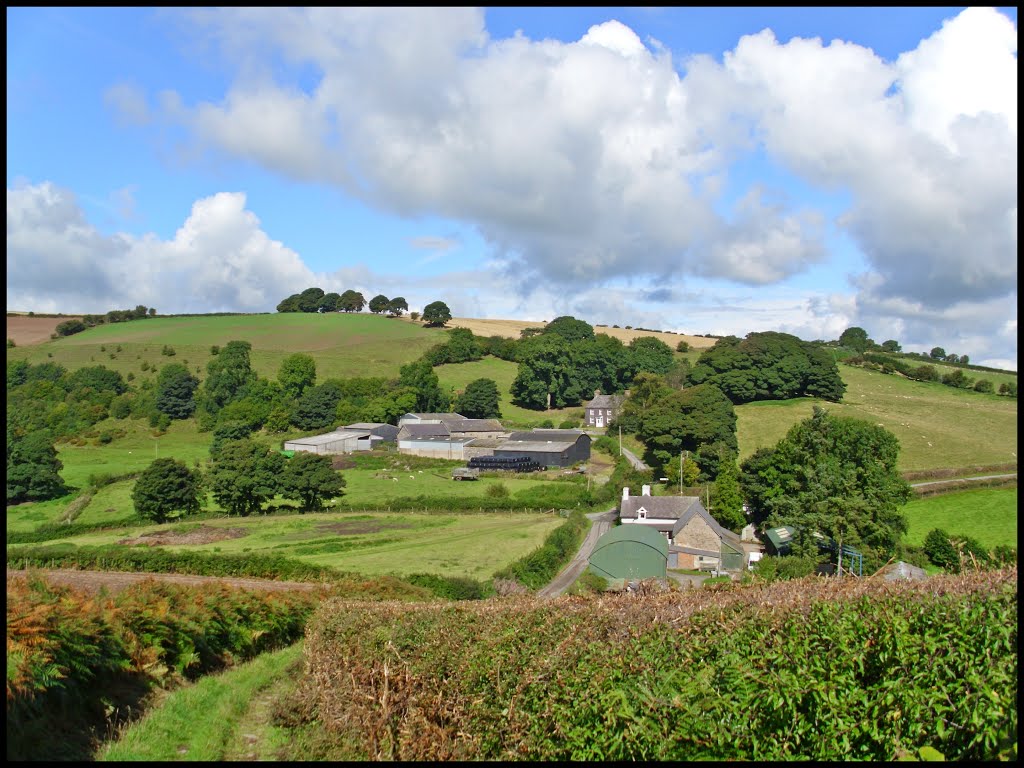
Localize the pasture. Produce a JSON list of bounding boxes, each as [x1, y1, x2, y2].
[[26, 509, 565, 580], [6, 313, 447, 381], [900, 487, 1017, 551], [735, 365, 1017, 471]]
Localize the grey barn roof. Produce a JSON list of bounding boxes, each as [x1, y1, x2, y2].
[[508, 429, 588, 442], [285, 431, 368, 446], [399, 423, 451, 438], [446, 419, 505, 432], [497, 440, 576, 453]]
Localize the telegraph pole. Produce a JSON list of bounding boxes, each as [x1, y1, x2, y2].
[[618, 425, 622, 456]]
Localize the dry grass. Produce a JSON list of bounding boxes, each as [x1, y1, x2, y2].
[[405, 316, 719, 349]]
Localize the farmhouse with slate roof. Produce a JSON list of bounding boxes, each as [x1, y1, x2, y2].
[[619, 485, 757, 572], [583, 389, 626, 428]]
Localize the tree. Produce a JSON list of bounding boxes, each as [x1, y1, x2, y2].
[[280, 452, 346, 512], [339, 290, 367, 313], [629, 336, 675, 375], [421, 300, 452, 327], [929, 347, 946, 360], [973, 379, 994, 393], [199, 340, 256, 415], [636, 383, 737, 472], [711, 454, 746, 533], [55, 319, 87, 336], [510, 332, 572, 409], [318, 292, 342, 313], [132, 458, 203, 523], [278, 353, 317, 400], [156, 363, 200, 419], [688, 332, 845, 404], [740, 407, 912, 566], [881, 339, 902, 353], [676, 340, 691, 353], [7, 429, 67, 503], [838, 326, 871, 352], [941, 369, 972, 389], [455, 378, 501, 419], [387, 297, 408, 317], [368, 294, 390, 314], [292, 381, 345, 431], [543, 315, 594, 343], [67, 365, 127, 396], [398, 360, 450, 412], [998, 381, 1017, 397], [923, 528, 959, 571], [277, 294, 301, 313], [296, 287, 326, 313], [207, 438, 286, 516]]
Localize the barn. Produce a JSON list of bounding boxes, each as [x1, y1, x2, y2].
[[494, 429, 591, 467], [283, 429, 381, 455], [587, 524, 668, 581]]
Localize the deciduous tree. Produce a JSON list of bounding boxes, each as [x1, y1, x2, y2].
[[132, 457, 203, 523], [6, 428, 67, 503], [368, 294, 389, 314], [278, 353, 317, 400], [740, 407, 912, 566], [455, 378, 501, 419], [387, 296, 408, 317], [421, 300, 452, 327], [156, 363, 199, 420], [208, 438, 285, 516], [280, 452, 346, 512]]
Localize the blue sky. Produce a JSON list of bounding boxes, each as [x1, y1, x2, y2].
[[6, 7, 1018, 370]]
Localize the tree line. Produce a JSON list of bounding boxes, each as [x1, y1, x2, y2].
[[54, 305, 157, 338]]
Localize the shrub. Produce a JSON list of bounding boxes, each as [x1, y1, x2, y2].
[[486, 483, 510, 499]]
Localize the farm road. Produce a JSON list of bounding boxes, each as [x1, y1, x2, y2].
[[909, 473, 1016, 488], [536, 508, 618, 598]]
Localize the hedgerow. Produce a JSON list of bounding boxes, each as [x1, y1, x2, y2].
[[295, 568, 1017, 761]]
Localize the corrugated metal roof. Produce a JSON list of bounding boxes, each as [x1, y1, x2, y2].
[[496, 440, 574, 453], [508, 429, 587, 442], [447, 419, 505, 432], [399, 423, 451, 437], [284, 431, 365, 446]]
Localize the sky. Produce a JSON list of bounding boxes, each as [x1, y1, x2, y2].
[[6, 6, 1018, 371]]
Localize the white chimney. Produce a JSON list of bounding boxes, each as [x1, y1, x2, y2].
[[622, 487, 629, 500], [641, 484, 651, 496]]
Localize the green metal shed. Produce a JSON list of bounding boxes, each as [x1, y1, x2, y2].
[[587, 524, 668, 581]]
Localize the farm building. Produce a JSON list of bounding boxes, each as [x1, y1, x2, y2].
[[446, 418, 508, 440], [283, 429, 382, 455], [397, 432, 477, 460], [397, 422, 450, 442], [398, 412, 466, 428], [583, 389, 626, 429], [494, 429, 591, 468], [462, 437, 505, 460], [763, 524, 864, 576], [341, 422, 399, 442], [618, 485, 755, 572], [587, 523, 669, 581]]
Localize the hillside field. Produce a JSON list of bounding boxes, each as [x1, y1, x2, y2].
[[7, 312, 1017, 474]]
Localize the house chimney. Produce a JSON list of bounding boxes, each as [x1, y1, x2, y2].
[[622, 487, 629, 501], [642, 484, 651, 496], [624, 389, 631, 398], [595, 389, 601, 397]]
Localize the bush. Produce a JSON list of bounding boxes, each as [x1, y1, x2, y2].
[[486, 483, 510, 499], [7, 338, 15, 348], [973, 379, 994, 394], [161, 345, 176, 356], [558, 419, 578, 429]]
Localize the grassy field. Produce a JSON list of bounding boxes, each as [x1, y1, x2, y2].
[[28, 509, 565, 580], [735, 365, 1017, 471], [6, 313, 448, 382], [901, 488, 1017, 551]]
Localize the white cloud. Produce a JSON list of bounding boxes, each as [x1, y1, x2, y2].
[[6, 182, 319, 314]]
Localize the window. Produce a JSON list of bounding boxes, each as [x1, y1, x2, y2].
[[637, 507, 647, 519]]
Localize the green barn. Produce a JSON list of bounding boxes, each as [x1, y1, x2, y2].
[[587, 524, 668, 581]]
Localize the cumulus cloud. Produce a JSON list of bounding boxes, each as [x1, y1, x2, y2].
[[6, 181, 319, 313]]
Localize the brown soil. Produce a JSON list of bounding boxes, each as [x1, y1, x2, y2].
[[315, 520, 413, 535], [117, 525, 249, 547], [404, 316, 719, 349], [6, 315, 82, 346]]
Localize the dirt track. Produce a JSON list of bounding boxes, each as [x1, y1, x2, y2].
[[6, 568, 321, 595]]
